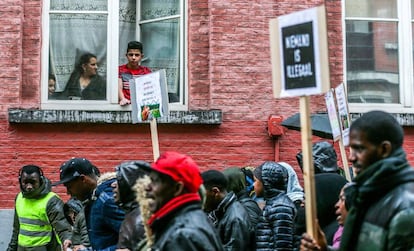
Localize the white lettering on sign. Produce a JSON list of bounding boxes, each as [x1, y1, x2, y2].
[[286, 63, 313, 78], [285, 34, 310, 49]]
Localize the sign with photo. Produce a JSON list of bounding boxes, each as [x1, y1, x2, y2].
[[335, 83, 351, 146], [270, 5, 330, 98], [325, 89, 341, 141], [130, 69, 169, 123]]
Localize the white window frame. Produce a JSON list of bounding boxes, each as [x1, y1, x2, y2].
[[343, 0, 414, 114], [40, 0, 188, 111]]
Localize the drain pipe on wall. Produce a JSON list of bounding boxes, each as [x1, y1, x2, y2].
[[267, 115, 286, 162]]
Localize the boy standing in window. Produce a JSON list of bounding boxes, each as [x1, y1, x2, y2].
[[118, 41, 151, 106]]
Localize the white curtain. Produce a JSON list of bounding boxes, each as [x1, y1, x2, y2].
[[49, 0, 108, 92], [140, 0, 180, 99]]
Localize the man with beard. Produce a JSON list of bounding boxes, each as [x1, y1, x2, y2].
[[143, 151, 224, 251]]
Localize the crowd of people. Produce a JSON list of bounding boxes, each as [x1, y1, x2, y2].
[[6, 110, 414, 251]]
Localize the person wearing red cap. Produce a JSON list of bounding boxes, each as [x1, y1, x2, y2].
[[143, 151, 224, 251]]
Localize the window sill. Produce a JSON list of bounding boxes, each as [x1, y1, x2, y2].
[[8, 109, 222, 124]]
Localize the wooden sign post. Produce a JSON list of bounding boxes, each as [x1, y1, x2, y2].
[[150, 119, 160, 161], [269, 5, 330, 238], [300, 95, 318, 237], [325, 89, 352, 181]]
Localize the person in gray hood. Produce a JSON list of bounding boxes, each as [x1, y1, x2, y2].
[[112, 160, 150, 251]]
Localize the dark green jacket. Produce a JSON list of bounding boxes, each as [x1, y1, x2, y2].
[[339, 148, 414, 251], [7, 177, 72, 251]]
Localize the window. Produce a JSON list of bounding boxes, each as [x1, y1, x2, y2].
[[344, 0, 414, 113], [41, 0, 187, 111]]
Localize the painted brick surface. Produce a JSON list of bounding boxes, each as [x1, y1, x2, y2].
[[0, 0, 414, 213]]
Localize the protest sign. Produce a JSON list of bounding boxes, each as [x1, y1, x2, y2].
[[270, 5, 329, 98]]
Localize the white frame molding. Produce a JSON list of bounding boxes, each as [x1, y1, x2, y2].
[[40, 0, 188, 111], [343, 0, 414, 114]]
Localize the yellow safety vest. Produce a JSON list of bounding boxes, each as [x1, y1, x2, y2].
[[15, 192, 57, 247]]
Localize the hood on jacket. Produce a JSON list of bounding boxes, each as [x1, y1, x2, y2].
[[64, 197, 83, 214], [63, 197, 83, 225], [296, 141, 339, 174], [222, 167, 246, 195], [258, 161, 288, 199], [116, 161, 150, 206], [278, 162, 305, 203], [91, 172, 117, 201]]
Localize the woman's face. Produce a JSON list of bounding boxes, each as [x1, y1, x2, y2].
[[82, 57, 98, 77], [335, 187, 348, 225]]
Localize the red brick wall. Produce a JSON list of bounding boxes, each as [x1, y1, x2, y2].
[[1, 0, 413, 209]]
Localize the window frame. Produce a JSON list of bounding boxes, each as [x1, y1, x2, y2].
[[40, 0, 188, 111], [343, 0, 414, 114]]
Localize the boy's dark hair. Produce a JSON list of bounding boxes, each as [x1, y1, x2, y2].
[[350, 110, 403, 150], [127, 41, 143, 52], [201, 170, 228, 191]]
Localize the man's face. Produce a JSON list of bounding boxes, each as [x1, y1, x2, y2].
[[20, 172, 41, 192], [349, 129, 382, 176], [335, 187, 347, 226], [146, 172, 177, 214], [64, 176, 89, 201], [203, 188, 219, 213], [253, 176, 264, 197]]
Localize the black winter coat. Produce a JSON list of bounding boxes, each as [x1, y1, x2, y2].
[[209, 192, 253, 251], [150, 202, 224, 251], [255, 162, 296, 251]]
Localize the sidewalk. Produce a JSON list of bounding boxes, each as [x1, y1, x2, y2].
[[0, 209, 14, 250]]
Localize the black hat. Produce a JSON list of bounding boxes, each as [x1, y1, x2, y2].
[[53, 157, 97, 186]]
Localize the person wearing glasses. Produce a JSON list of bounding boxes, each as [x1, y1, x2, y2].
[[118, 41, 151, 106]]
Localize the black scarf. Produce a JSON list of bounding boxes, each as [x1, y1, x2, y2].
[[340, 147, 414, 251]]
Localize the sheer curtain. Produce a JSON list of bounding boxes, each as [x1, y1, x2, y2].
[[119, 0, 137, 65], [49, 0, 108, 93], [140, 0, 181, 102]]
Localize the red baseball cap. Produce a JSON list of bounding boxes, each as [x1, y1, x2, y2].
[[149, 151, 202, 193]]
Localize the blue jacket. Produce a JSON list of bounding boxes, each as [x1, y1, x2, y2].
[[84, 174, 125, 251]]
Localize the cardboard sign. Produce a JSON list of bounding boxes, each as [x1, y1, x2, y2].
[[270, 5, 330, 98], [130, 69, 169, 123], [325, 89, 342, 141], [335, 83, 351, 146]]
